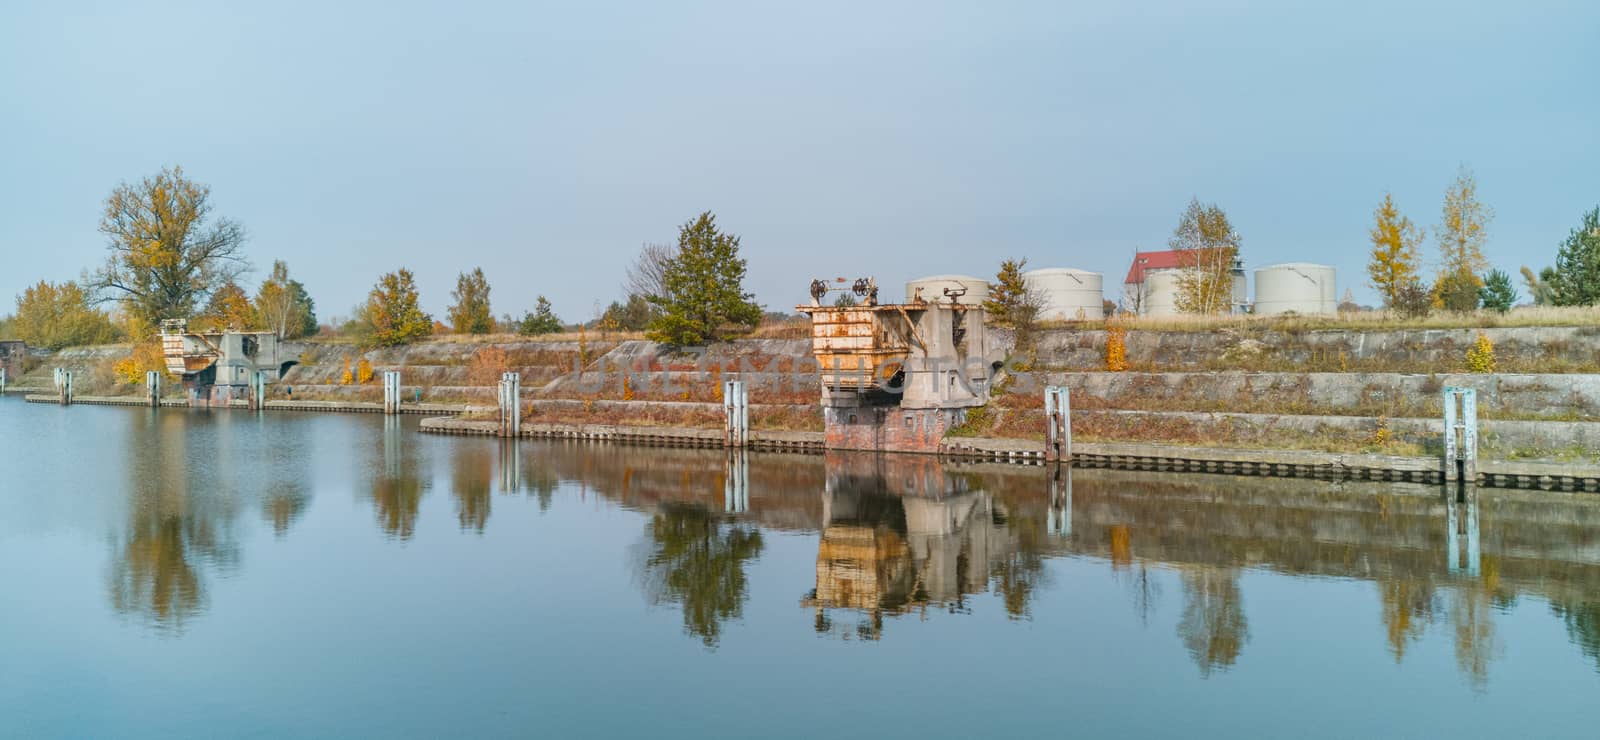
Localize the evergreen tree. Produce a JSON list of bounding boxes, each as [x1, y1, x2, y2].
[[982, 257, 1044, 352], [447, 268, 494, 334], [1478, 269, 1518, 313], [600, 294, 657, 331], [518, 296, 564, 335], [646, 212, 762, 346], [1548, 206, 1600, 306], [363, 269, 432, 347]]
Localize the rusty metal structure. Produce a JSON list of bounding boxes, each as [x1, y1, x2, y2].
[[161, 319, 286, 406], [796, 277, 1004, 453]]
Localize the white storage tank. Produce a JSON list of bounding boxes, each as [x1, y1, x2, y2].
[[905, 274, 990, 306], [1139, 271, 1183, 316], [1254, 263, 1337, 315], [1024, 268, 1104, 321]]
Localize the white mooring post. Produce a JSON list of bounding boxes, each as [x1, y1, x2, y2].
[[723, 379, 749, 448], [250, 370, 267, 410], [1, 367, 7, 395], [146, 371, 162, 407], [1045, 385, 1071, 463], [498, 372, 522, 438], [59, 370, 73, 405], [1442, 387, 1478, 484], [53, 367, 64, 390], [383, 371, 402, 415]]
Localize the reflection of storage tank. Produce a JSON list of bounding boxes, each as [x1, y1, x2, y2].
[[1253, 263, 1337, 315], [1024, 268, 1104, 321], [905, 275, 989, 306], [1140, 271, 1182, 315]]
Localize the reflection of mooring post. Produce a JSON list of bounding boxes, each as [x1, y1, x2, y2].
[[498, 438, 521, 494], [1445, 489, 1481, 577], [1442, 387, 1478, 485], [1045, 385, 1071, 463], [383, 371, 402, 415], [724, 449, 749, 513], [1048, 466, 1072, 538], [58, 370, 73, 405], [498, 372, 522, 437], [146, 371, 162, 407], [1, 367, 8, 395], [723, 379, 749, 448], [383, 414, 402, 477]]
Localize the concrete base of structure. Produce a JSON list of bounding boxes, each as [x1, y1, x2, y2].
[[823, 405, 966, 453]]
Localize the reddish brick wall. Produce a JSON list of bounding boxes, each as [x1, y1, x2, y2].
[[823, 406, 966, 453]]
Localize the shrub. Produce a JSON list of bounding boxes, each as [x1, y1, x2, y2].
[[340, 357, 353, 385], [356, 358, 375, 384], [1466, 332, 1496, 373], [113, 342, 168, 386], [467, 347, 510, 385], [1105, 327, 1128, 371]]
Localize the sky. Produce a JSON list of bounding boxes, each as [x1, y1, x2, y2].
[[2, 0, 1597, 322]]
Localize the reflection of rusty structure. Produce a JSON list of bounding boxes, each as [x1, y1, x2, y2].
[[161, 319, 287, 406], [803, 453, 1037, 638], [796, 278, 1004, 453]]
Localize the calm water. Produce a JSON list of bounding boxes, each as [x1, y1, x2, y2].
[[2, 397, 1599, 739]]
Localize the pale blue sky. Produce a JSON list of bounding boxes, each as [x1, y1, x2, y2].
[[3, 0, 1596, 321]]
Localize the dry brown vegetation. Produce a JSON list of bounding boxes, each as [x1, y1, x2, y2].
[[1056, 305, 1600, 333]]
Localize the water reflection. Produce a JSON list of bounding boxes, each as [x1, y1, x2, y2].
[[633, 503, 764, 647], [802, 453, 1064, 639], [369, 416, 428, 540], [107, 410, 241, 631], [1176, 567, 1248, 676]]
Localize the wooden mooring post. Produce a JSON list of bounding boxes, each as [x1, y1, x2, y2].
[[145, 371, 162, 407], [58, 370, 73, 405], [1442, 387, 1478, 484], [723, 379, 749, 448], [1045, 386, 1071, 463], [497, 372, 522, 437], [382, 371, 402, 415]]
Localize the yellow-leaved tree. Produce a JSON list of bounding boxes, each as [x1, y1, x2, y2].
[[191, 281, 256, 332], [1169, 199, 1241, 314], [1366, 193, 1424, 308], [10, 280, 121, 350], [361, 269, 433, 347], [1434, 167, 1493, 312]]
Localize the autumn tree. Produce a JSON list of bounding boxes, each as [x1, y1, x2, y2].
[[1546, 206, 1600, 306], [362, 269, 432, 347], [191, 281, 255, 332], [982, 257, 1045, 353], [518, 296, 563, 335], [1169, 198, 1241, 314], [10, 281, 121, 349], [646, 212, 762, 346], [447, 267, 494, 334], [253, 261, 317, 339], [1367, 193, 1425, 308], [1433, 167, 1492, 312], [1520, 266, 1557, 306], [88, 166, 249, 334]]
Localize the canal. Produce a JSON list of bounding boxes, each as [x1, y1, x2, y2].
[[2, 397, 1598, 738]]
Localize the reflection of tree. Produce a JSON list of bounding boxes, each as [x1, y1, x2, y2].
[[1378, 577, 1437, 663], [262, 483, 309, 537], [1449, 587, 1501, 689], [1120, 562, 1162, 627], [1551, 599, 1600, 672], [452, 445, 493, 533], [371, 476, 424, 540], [108, 413, 239, 631], [989, 508, 1049, 619], [635, 504, 764, 648], [1177, 567, 1249, 677]]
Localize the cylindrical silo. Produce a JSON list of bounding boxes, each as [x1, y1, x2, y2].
[[1253, 263, 1337, 315], [1024, 268, 1104, 321], [1140, 271, 1182, 316], [905, 275, 990, 306]]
